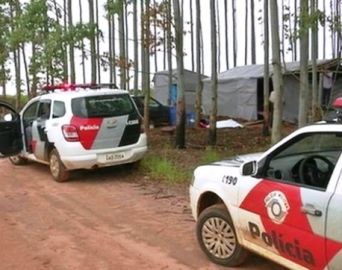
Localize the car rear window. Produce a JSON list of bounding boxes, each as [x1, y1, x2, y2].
[[71, 94, 135, 118]]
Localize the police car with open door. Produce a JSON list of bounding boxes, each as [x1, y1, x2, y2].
[[190, 97, 342, 270], [0, 84, 147, 182]]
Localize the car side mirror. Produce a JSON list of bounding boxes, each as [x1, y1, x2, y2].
[[240, 161, 257, 176]]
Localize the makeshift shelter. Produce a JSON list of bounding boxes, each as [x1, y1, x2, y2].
[[153, 69, 208, 112], [202, 59, 342, 123]]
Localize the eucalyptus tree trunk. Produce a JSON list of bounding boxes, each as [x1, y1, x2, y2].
[[323, 0, 326, 59], [68, 0, 75, 83], [190, 0, 194, 71], [288, 0, 295, 62], [311, 0, 319, 122], [79, 0, 86, 83], [167, 0, 173, 103], [96, 0, 101, 84], [224, 0, 229, 69], [232, 0, 237, 67], [173, 0, 186, 148], [9, 1, 21, 109], [216, 0, 221, 72], [270, 0, 284, 144], [88, 0, 97, 84], [195, 0, 203, 126], [21, 45, 30, 97], [133, 0, 139, 94], [63, 0, 68, 82], [140, 1, 145, 91], [294, 0, 298, 61], [108, 8, 113, 83], [118, 1, 126, 89], [244, 0, 248, 65], [298, 0, 309, 128], [336, 0, 341, 58], [1, 63, 6, 96], [250, 0, 256, 64], [112, 15, 117, 86], [263, 0, 270, 136], [124, 1, 129, 89], [153, 0, 158, 73], [208, 0, 217, 146], [143, 0, 151, 134], [330, 0, 336, 58], [30, 43, 38, 97]]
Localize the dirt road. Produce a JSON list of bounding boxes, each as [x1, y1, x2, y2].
[[0, 159, 285, 270]]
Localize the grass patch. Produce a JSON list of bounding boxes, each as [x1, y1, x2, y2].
[[199, 149, 221, 165], [141, 154, 191, 184]]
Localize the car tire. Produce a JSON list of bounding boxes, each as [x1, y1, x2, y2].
[[196, 204, 249, 267], [9, 155, 28, 165], [49, 149, 69, 182]]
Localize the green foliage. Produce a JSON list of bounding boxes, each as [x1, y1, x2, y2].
[[141, 154, 190, 184], [199, 149, 221, 164], [105, 0, 124, 16]]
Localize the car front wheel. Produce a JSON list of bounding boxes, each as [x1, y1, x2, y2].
[[49, 149, 69, 182], [196, 204, 249, 267]]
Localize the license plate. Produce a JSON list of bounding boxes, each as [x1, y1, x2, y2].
[[100, 152, 125, 162]]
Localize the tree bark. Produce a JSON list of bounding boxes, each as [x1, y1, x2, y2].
[[79, 0, 86, 83], [118, 1, 126, 89], [195, 0, 203, 127], [96, 0, 101, 84], [190, 0, 194, 71], [311, 0, 319, 122], [88, 0, 97, 84], [143, 0, 151, 134], [250, 0, 256, 64], [263, 0, 270, 136], [298, 0, 309, 127], [173, 0, 186, 148], [244, 0, 248, 65], [68, 0, 75, 83], [232, 0, 237, 67], [270, 0, 284, 144], [208, 0, 217, 146], [224, 0, 229, 69], [133, 0, 139, 94]]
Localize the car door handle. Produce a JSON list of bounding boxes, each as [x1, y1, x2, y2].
[[301, 204, 322, 217]]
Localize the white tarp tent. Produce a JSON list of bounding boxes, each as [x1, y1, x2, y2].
[[202, 59, 341, 123]]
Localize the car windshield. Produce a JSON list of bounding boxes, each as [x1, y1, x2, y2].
[[71, 94, 135, 118]]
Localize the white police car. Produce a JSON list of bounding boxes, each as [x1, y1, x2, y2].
[[190, 98, 342, 269], [0, 84, 147, 182]]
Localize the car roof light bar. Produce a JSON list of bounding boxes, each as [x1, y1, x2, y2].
[[42, 83, 118, 92]]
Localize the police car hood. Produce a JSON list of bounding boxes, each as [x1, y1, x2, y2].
[[211, 152, 263, 167]]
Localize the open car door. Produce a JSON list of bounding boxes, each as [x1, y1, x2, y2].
[[0, 101, 22, 157]]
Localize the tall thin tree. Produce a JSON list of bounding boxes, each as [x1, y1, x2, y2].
[[208, 0, 218, 146], [250, 0, 256, 64], [79, 0, 86, 83], [224, 0, 229, 69], [173, 0, 186, 148], [270, 0, 284, 143], [195, 0, 203, 126], [298, 0, 309, 127], [133, 0, 139, 94], [88, 0, 97, 84], [232, 0, 237, 67], [263, 0, 270, 136], [68, 0, 75, 83]]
